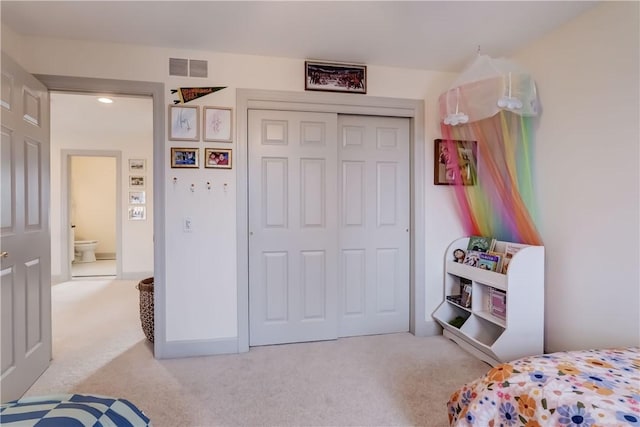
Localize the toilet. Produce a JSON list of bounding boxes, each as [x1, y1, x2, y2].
[[74, 240, 99, 263]]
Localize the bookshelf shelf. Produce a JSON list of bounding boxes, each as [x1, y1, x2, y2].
[[432, 237, 544, 366]]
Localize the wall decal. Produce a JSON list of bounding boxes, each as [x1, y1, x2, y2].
[[171, 87, 226, 104]]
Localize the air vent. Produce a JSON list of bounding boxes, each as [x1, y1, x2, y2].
[[189, 60, 208, 78], [169, 58, 188, 77], [169, 58, 208, 78]]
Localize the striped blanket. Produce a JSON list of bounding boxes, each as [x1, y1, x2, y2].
[[0, 394, 151, 426]]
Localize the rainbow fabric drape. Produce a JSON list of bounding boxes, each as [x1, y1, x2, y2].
[[440, 111, 542, 245]]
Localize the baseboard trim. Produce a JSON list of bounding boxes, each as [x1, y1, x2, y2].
[[120, 271, 154, 281], [51, 275, 64, 286], [413, 319, 441, 337], [96, 252, 116, 260], [156, 337, 239, 359]]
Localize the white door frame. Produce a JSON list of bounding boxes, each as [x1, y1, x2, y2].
[[236, 89, 427, 352], [60, 150, 123, 280], [35, 75, 168, 357]]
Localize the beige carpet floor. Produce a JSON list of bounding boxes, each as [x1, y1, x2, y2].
[[25, 279, 491, 426]]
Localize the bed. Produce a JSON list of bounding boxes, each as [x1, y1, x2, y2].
[[0, 393, 151, 426], [448, 347, 640, 426]]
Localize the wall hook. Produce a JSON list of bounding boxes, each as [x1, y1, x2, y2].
[[173, 177, 178, 184], [207, 181, 212, 190], [190, 183, 195, 192], [224, 183, 228, 193]]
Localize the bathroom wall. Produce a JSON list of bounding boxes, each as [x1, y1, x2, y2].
[[71, 156, 116, 258]]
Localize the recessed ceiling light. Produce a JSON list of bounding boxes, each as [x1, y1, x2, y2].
[[97, 97, 113, 104]]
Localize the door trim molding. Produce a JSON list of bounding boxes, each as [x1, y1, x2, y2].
[[35, 75, 168, 358], [236, 89, 426, 352], [61, 150, 123, 280]]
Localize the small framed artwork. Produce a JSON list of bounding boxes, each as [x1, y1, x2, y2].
[[129, 175, 145, 188], [129, 191, 145, 204], [171, 147, 199, 168], [169, 105, 199, 141], [434, 139, 478, 185], [305, 60, 367, 94], [128, 206, 146, 220], [204, 148, 232, 169], [203, 107, 233, 142], [129, 159, 146, 172]]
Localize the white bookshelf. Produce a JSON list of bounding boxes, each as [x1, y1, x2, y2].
[[432, 237, 544, 366]]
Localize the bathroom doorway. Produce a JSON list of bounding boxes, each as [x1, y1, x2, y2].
[[69, 155, 118, 278], [51, 92, 154, 283]]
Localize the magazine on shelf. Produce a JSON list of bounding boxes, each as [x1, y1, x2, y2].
[[466, 235, 496, 253], [478, 252, 500, 272], [500, 243, 528, 274]]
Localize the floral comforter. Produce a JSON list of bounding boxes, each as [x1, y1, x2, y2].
[[448, 347, 640, 426]]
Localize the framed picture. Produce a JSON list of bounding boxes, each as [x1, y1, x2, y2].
[[168, 105, 199, 141], [203, 107, 233, 142], [128, 159, 146, 172], [204, 148, 232, 169], [129, 175, 145, 188], [129, 191, 145, 204], [305, 60, 367, 94], [434, 139, 477, 185], [171, 147, 199, 168], [128, 206, 146, 221]]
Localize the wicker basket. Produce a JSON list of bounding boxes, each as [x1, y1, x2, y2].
[[137, 277, 154, 343]]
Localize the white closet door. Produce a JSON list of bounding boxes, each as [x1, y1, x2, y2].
[[338, 115, 410, 337], [248, 110, 338, 346]]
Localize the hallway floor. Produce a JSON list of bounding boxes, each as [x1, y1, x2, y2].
[[72, 259, 116, 278]]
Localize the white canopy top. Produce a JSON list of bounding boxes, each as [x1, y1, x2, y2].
[[439, 55, 539, 125]]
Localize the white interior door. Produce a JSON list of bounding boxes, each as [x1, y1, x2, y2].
[[1, 52, 51, 401], [338, 115, 410, 337], [249, 110, 339, 346]]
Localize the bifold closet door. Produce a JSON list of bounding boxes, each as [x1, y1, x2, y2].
[[337, 115, 410, 337], [248, 110, 339, 346]]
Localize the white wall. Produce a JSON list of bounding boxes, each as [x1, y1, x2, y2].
[[71, 156, 116, 255], [1, 28, 461, 342], [50, 92, 154, 281], [513, 2, 640, 351]]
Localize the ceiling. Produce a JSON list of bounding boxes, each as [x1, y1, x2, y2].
[[2, 1, 598, 72]]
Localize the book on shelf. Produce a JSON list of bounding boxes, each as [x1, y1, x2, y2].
[[446, 295, 463, 305], [462, 250, 481, 267], [478, 252, 500, 272], [488, 251, 503, 272], [488, 287, 507, 319], [500, 243, 528, 274], [460, 279, 472, 308], [467, 235, 496, 253]]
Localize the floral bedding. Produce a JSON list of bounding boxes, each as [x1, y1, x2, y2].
[[448, 347, 640, 426]]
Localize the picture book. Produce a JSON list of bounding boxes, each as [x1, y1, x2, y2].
[[466, 235, 496, 253], [488, 251, 503, 272], [460, 279, 472, 308], [500, 243, 528, 274], [478, 252, 500, 271], [488, 287, 507, 319], [462, 250, 481, 267]]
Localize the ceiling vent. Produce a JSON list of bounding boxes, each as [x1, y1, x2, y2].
[[169, 58, 208, 78]]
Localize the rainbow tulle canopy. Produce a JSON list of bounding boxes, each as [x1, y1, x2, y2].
[[438, 55, 542, 245]]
